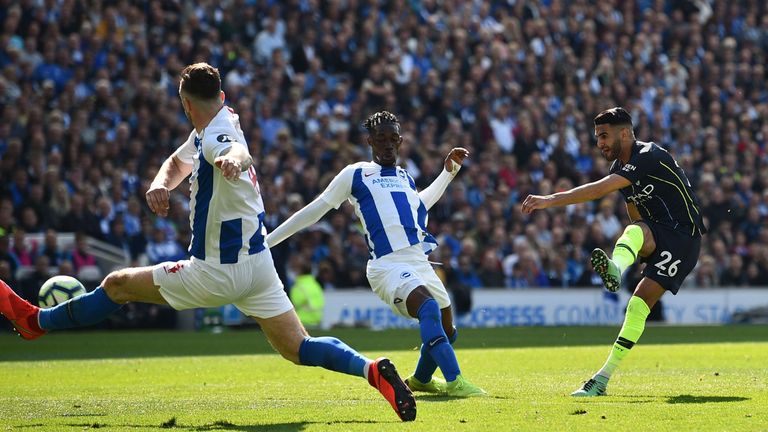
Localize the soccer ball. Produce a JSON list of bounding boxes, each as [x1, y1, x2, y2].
[[38, 275, 87, 308]]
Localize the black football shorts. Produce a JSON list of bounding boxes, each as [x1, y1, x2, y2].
[[639, 220, 702, 294]]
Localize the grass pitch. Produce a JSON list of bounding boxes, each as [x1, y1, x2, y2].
[[1, 325, 766, 431]]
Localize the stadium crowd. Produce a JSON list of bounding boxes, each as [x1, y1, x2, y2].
[[0, 0, 767, 307]]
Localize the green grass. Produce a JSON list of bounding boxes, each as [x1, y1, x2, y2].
[[1, 326, 767, 431]]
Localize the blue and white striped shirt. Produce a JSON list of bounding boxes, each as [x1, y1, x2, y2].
[[174, 107, 266, 264], [319, 161, 437, 259]]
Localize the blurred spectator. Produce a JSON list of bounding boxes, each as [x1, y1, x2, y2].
[[10, 227, 34, 267], [477, 248, 504, 288], [37, 229, 68, 267], [70, 231, 97, 272], [453, 253, 482, 289], [19, 254, 51, 304], [692, 255, 719, 288], [145, 224, 186, 265], [719, 255, 748, 286], [0, 233, 18, 277], [287, 253, 324, 328], [0, 260, 16, 290]]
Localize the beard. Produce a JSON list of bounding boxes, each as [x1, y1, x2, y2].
[[602, 138, 621, 161]]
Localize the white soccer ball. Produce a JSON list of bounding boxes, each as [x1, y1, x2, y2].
[[38, 275, 87, 308]]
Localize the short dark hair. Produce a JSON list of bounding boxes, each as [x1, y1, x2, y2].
[[363, 110, 400, 133], [179, 63, 221, 101], [594, 107, 633, 127]]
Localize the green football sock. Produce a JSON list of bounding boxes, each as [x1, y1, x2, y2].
[[612, 225, 644, 274], [595, 296, 651, 380]]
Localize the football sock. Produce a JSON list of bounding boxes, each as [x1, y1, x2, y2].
[[298, 336, 369, 378], [38, 286, 122, 330], [595, 296, 651, 380], [417, 299, 460, 382], [612, 225, 644, 274], [413, 326, 457, 383]]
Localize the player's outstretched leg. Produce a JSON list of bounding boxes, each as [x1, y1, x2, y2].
[[416, 299, 486, 397], [0, 279, 46, 340], [38, 286, 123, 331], [571, 296, 651, 397], [298, 336, 416, 421], [368, 358, 417, 421]]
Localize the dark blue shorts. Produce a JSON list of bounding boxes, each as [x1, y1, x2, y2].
[[639, 221, 702, 294]]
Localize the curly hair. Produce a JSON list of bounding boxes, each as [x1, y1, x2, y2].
[[363, 110, 400, 132]]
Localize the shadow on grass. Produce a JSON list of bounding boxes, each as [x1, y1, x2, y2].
[[579, 394, 750, 405], [666, 394, 750, 404], [64, 419, 401, 431]]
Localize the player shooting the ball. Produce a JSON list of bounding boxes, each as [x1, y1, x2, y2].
[[522, 107, 706, 396]]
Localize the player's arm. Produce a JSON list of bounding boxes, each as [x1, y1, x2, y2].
[[521, 173, 631, 214], [267, 166, 354, 248], [146, 154, 193, 217], [419, 147, 469, 210], [214, 144, 253, 181], [626, 202, 642, 222], [266, 198, 334, 248]]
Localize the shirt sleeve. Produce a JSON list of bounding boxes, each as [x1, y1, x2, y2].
[[172, 131, 197, 164], [318, 165, 355, 209], [202, 130, 245, 164], [418, 168, 456, 210], [265, 198, 334, 248]]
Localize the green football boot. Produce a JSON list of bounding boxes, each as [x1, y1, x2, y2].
[[591, 248, 621, 292], [571, 376, 608, 397], [445, 375, 488, 397], [404, 375, 447, 394]]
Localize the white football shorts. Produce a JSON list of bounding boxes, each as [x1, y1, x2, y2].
[[366, 244, 451, 319], [152, 249, 293, 319]]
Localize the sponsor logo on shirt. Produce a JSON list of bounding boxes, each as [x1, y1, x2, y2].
[[627, 184, 655, 205]]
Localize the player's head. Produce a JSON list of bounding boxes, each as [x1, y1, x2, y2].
[[364, 110, 402, 167], [593, 107, 635, 162], [178, 63, 224, 121]]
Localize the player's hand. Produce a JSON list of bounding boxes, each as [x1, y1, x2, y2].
[[146, 184, 171, 217], [521, 194, 552, 214], [445, 147, 469, 175], [214, 156, 244, 181]]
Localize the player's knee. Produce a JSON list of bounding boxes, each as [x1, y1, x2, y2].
[[101, 271, 132, 304], [633, 223, 656, 255], [417, 298, 441, 322]]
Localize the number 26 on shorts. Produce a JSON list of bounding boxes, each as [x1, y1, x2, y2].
[[654, 251, 681, 277]]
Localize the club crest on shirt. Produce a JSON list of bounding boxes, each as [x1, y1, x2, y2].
[[217, 134, 234, 143]]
